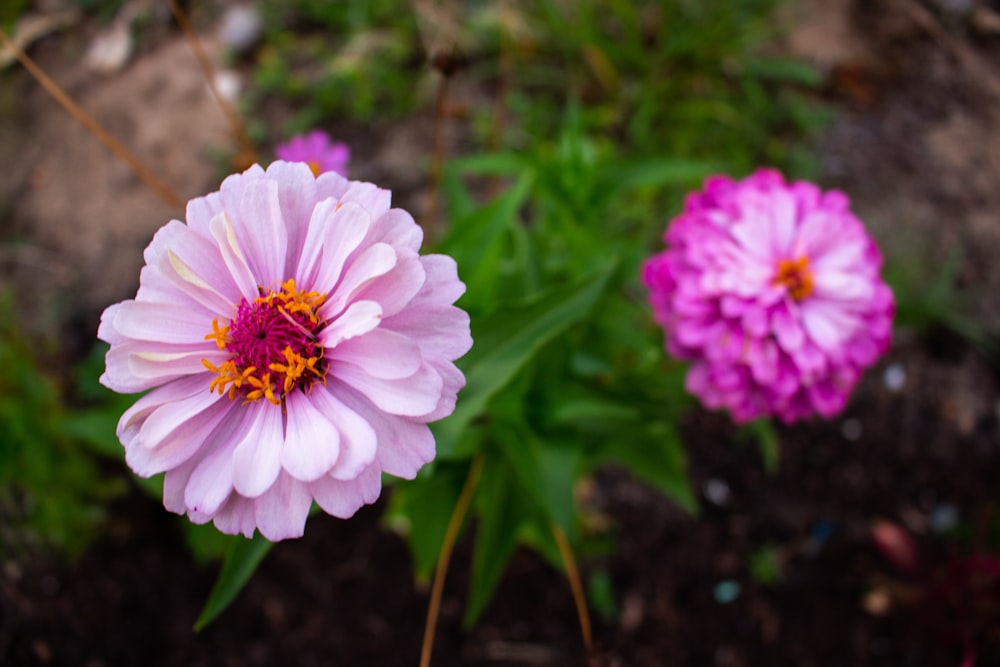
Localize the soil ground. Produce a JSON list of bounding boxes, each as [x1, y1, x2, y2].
[[5, 1, 1000, 665]]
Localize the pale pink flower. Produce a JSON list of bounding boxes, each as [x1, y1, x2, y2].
[[643, 168, 893, 424], [275, 130, 350, 177], [99, 161, 472, 540]]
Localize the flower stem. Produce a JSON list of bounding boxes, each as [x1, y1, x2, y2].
[[552, 522, 593, 655], [419, 454, 484, 667], [167, 0, 257, 167], [0, 28, 183, 209]]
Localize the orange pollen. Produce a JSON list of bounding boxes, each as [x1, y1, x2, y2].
[[773, 256, 814, 301], [306, 160, 322, 177], [202, 278, 328, 405]]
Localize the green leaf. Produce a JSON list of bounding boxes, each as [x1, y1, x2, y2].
[[497, 428, 579, 535], [59, 408, 125, 458], [744, 418, 780, 474], [601, 158, 718, 193], [464, 454, 522, 626], [595, 421, 696, 513], [434, 262, 615, 458], [194, 533, 274, 631], [438, 174, 533, 312], [741, 57, 824, 87], [449, 152, 528, 175], [384, 462, 469, 581]]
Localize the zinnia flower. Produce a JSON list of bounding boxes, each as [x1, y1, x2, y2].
[[98, 161, 472, 540], [643, 168, 893, 424], [275, 130, 350, 177]]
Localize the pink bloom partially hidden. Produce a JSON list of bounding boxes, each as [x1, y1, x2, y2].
[[275, 130, 350, 177], [643, 168, 893, 424], [99, 162, 472, 541]]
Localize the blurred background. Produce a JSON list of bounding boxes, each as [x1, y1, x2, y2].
[[3, 0, 1000, 664]]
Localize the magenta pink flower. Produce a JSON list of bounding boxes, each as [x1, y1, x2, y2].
[[643, 168, 893, 424], [98, 161, 472, 540], [275, 130, 350, 177]]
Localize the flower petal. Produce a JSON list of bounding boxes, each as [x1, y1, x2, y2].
[[331, 361, 443, 417], [208, 212, 258, 302], [297, 200, 370, 292], [231, 401, 284, 498], [321, 242, 397, 319], [281, 390, 341, 482], [236, 178, 288, 286], [308, 388, 377, 480], [319, 300, 383, 348], [309, 463, 382, 518], [112, 301, 212, 344], [327, 328, 421, 380], [337, 388, 435, 479], [254, 471, 313, 541]]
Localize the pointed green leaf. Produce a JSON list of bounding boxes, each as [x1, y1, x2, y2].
[[384, 462, 469, 581], [595, 421, 696, 513], [434, 262, 615, 458], [744, 418, 780, 474], [498, 429, 579, 536], [194, 533, 273, 631], [438, 174, 533, 312], [464, 454, 522, 626]]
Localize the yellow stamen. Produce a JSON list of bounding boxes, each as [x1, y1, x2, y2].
[[203, 280, 329, 404], [773, 256, 814, 302]]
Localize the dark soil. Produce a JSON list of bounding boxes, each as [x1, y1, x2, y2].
[[6, 0, 1000, 665]]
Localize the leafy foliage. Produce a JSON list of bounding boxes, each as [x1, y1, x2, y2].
[[0, 301, 129, 557]]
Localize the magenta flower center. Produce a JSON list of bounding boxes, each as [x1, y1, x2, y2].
[[202, 279, 328, 404], [773, 256, 815, 302]]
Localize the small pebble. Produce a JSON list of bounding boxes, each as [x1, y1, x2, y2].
[[703, 478, 731, 506], [883, 363, 906, 391], [841, 417, 862, 441], [930, 503, 959, 533], [713, 580, 741, 604], [219, 5, 263, 54]]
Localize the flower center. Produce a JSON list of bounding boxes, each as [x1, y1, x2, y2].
[[306, 160, 322, 177], [772, 256, 814, 301], [202, 279, 328, 405]]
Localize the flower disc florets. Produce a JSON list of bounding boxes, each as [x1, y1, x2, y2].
[[204, 280, 327, 404], [642, 168, 894, 424], [98, 161, 472, 541]]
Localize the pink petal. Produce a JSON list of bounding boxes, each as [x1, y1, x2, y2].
[[128, 349, 228, 383], [331, 361, 443, 417], [355, 249, 425, 317], [163, 456, 199, 514], [327, 328, 421, 380], [298, 201, 371, 293], [319, 300, 383, 348], [281, 390, 341, 482], [236, 178, 289, 286], [212, 496, 258, 538], [383, 305, 472, 363], [408, 255, 466, 309], [264, 161, 319, 272], [368, 208, 423, 251], [309, 463, 382, 518], [339, 180, 391, 218], [321, 243, 397, 319], [112, 301, 212, 344], [184, 418, 245, 516], [208, 212, 259, 302], [231, 402, 284, 498], [254, 471, 313, 541], [337, 388, 435, 479], [308, 388, 377, 480]]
